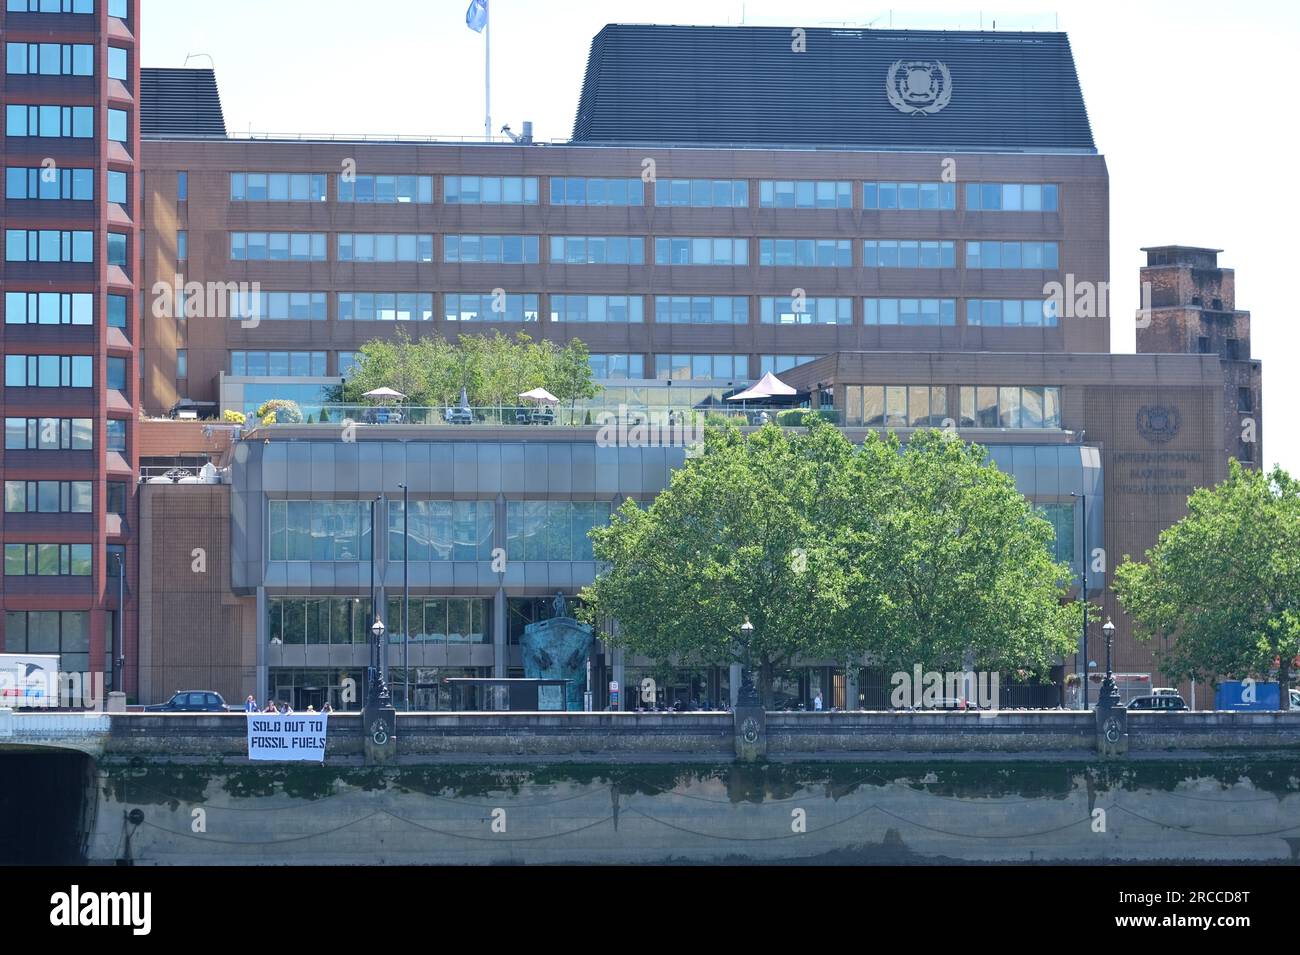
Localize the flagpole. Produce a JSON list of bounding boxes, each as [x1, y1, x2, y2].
[[484, 4, 491, 141]]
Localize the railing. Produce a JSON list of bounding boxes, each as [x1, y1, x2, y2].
[[253, 404, 839, 428]]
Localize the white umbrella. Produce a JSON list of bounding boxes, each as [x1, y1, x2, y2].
[[363, 386, 406, 400], [726, 372, 797, 402], [518, 387, 559, 405]]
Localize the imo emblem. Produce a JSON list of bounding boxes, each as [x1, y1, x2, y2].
[[1135, 405, 1181, 444], [886, 60, 952, 115]]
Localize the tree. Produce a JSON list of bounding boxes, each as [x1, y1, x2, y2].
[[579, 422, 1079, 704], [580, 422, 862, 706], [1114, 461, 1300, 709], [850, 429, 1078, 676]]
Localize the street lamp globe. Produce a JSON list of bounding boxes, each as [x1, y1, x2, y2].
[[371, 617, 386, 640]]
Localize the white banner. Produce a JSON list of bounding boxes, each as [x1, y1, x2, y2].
[[246, 713, 328, 761]]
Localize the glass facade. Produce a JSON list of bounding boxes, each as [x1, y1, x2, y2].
[[864, 298, 957, 326], [267, 596, 374, 645], [654, 296, 747, 324], [863, 181, 956, 210], [550, 177, 642, 206], [863, 240, 956, 268], [384, 597, 490, 644], [965, 241, 1059, 270], [550, 294, 642, 323], [443, 176, 537, 204], [231, 173, 327, 202], [443, 292, 539, 322], [966, 183, 1059, 212], [506, 501, 612, 561], [387, 500, 494, 561], [337, 292, 431, 322], [760, 296, 850, 325], [760, 180, 851, 208], [445, 235, 540, 264], [338, 233, 434, 263], [653, 179, 747, 207], [339, 174, 431, 204], [759, 238, 851, 267], [268, 500, 374, 561], [967, 299, 1060, 327]]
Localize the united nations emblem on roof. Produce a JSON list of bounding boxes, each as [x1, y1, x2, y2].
[[885, 60, 953, 115], [1136, 406, 1181, 444]]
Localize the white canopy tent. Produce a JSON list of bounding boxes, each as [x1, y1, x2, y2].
[[725, 372, 797, 402]]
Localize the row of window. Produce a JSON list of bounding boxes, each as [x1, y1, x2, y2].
[[267, 500, 612, 563], [5, 480, 92, 513], [267, 596, 490, 645], [2, 611, 95, 677], [4, 292, 128, 327], [5, 42, 127, 80], [4, 417, 94, 450], [230, 351, 327, 378], [211, 171, 1061, 210], [6, 104, 128, 140], [842, 384, 1063, 429], [4, 543, 93, 577], [4, 229, 129, 265], [6, 0, 128, 15], [220, 231, 1065, 270]]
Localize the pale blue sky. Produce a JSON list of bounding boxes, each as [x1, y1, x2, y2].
[[141, 0, 1300, 472]]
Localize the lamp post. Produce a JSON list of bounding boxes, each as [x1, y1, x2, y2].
[[398, 481, 409, 711], [111, 552, 124, 706], [368, 615, 390, 709], [1098, 618, 1121, 708], [1070, 491, 1089, 710], [736, 615, 758, 705]]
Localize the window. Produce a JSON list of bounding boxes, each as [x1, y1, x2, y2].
[[107, 108, 127, 142], [760, 355, 817, 375], [965, 242, 1060, 270], [6, 230, 94, 263], [107, 294, 127, 328], [337, 293, 431, 322], [863, 182, 957, 210], [107, 482, 127, 518], [654, 355, 749, 381], [230, 173, 328, 203], [176, 350, 187, 379], [966, 299, 1060, 328], [864, 298, 957, 326], [268, 500, 374, 561], [106, 419, 126, 451], [550, 295, 643, 323], [388, 501, 494, 561], [231, 291, 328, 322], [337, 234, 434, 263], [653, 238, 748, 266], [761, 297, 850, 325], [267, 597, 374, 646], [5, 543, 93, 576], [654, 296, 748, 324], [5, 292, 93, 326], [863, 240, 956, 269], [442, 176, 536, 205], [759, 238, 852, 267], [229, 352, 327, 377], [588, 354, 644, 380], [549, 236, 643, 265], [3, 611, 91, 674], [4, 418, 93, 451], [842, 385, 949, 428], [5, 481, 92, 514], [957, 386, 1061, 429], [6, 0, 95, 11], [965, 183, 1058, 212], [443, 234, 540, 264], [549, 177, 643, 206], [5, 355, 93, 388], [177, 171, 188, 201], [107, 170, 127, 204], [108, 0, 127, 17], [5, 104, 94, 138], [107, 356, 127, 390], [506, 501, 612, 561], [653, 179, 748, 207], [1036, 503, 1075, 565], [384, 597, 491, 644], [1197, 337, 1211, 354], [760, 180, 852, 209], [1226, 339, 1241, 360], [337, 173, 432, 204], [108, 47, 127, 81], [5, 42, 94, 76], [6, 166, 95, 200], [443, 293, 539, 322], [338, 352, 360, 376], [107, 232, 127, 267], [229, 233, 327, 262]]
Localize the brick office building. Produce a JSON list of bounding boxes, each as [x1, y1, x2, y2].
[[7, 17, 1262, 707], [0, 0, 141, 700]]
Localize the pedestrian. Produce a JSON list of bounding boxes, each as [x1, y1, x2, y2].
[[813, 690, 823, 711], [262, 699, 277, 713], [244, 694, 257, 713]]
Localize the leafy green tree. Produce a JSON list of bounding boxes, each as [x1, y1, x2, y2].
[[580, 422, 863, 705], [1115, 461, 1300, 709], [849, 429, 1078, 676], [580, 422, 1077, 704]]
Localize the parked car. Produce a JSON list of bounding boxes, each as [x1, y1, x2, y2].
[[1128, 694, 1188, 711], [145, 690, 231, 712]]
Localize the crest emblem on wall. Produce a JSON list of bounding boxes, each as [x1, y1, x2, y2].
[[886, 60, 953, 115], [1136, 406, 1181, 444]]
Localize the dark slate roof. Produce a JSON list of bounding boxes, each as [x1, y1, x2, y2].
[[573, 24, 1095, 151], [140, 68, 226, 138]]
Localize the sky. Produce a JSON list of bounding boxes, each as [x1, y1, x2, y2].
[[141, 0, 1300, 472]]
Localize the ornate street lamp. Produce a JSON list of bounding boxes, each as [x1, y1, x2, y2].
[[736, 615, 758, 705], [368, 615, 391, 709], [1098, 618, 1121, 709]]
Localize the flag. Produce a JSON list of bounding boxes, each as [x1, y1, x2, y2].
[[466, 0, 488, 32]]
